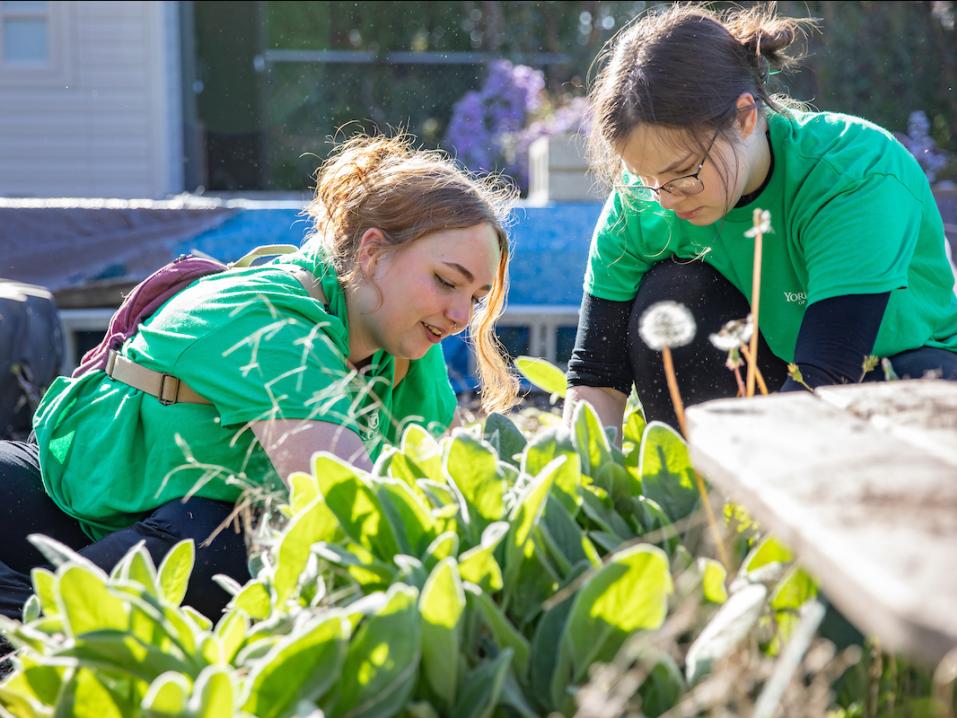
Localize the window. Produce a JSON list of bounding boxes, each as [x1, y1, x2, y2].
[[0, 0, 69, 85], [1, 1, 49, 65]]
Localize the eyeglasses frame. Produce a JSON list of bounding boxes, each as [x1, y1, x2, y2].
[[632, 130, 720, 198]]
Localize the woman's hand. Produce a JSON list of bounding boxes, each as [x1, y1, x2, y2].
[[252, 419, 373, 483], [562, 385, 628, 446]]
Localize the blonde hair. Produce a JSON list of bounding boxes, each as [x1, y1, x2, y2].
[[306, 133, 520, 413]]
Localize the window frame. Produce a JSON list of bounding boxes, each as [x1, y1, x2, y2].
[[0, 1, 71, 87]]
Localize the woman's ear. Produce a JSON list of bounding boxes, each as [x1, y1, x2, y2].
[[735, 92, 759, 139], [356, 228, 388, 277]]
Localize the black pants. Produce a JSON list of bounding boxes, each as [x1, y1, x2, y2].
[[0, 440, 249, 622], [628, 260, 957, 428]]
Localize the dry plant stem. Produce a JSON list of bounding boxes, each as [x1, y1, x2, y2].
[[746, 211, 764, 398], [739, 343, 769, 396], [732, 364, 746, 397], [932, 643, 957, 718], [661, 344, 732, 570]]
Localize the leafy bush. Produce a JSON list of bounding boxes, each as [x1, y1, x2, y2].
[[0, 361, 946, 716]]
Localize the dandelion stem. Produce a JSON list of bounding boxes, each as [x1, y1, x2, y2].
[[746, 209, 765, 398], [739, 343, 769, 396], [661, 344, 732, 570], [733, 365, 746, 397], [661, 345, 687, 437]]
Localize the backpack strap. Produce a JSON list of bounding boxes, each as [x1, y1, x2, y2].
[[106, 350, 211, 405]]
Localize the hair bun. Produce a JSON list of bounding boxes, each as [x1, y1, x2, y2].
[[742, 25, 797, 58]]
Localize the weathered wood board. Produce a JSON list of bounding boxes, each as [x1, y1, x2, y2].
[[686, 380, 957, 665]]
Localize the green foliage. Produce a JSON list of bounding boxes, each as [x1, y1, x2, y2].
[[515, 356, 568, 400], [0, 403, 870, 717]]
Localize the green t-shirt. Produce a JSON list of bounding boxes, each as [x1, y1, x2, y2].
[[585, 110, 957, 363], [33, 244, 456, 540]]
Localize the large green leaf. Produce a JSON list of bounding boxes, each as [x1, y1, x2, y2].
[[157, 540, 195, 608], [529, 594, 574, 713], [376, 478, 437, 557], [399, 423, 444, 483], [685, 583, 769, 684], [30, 567, 59, 618], [422, 531, 458, 572], [503, 456, 564, 602], [457, 522, 507, 593], [0, 656, 64, 714], [520, 429, 581, 516], [579, 486, 633, 541], [214, 609, 249, 665], [553, 543, 673, 699], [539, 495, 599, 579], [483, 413, 527, 466], [274, 496, 342, 606], [114, 543, 160, 598], [419, 559, 465, 709], [57, 565, 128, 636], [314, 543, 397, 591], [230, 579, 272, 620], [54, 668, 126, 718], [58, 630, 192, 684], [444, 434, 505, 545], [314, 453, 401, 561], [699, 558, 729, 604], [191, 666, 236, 718], [639, 653, 685, 718], [639, 422, 699, 522], [243, 612, 350, 718], [744, 536, 793, 574], [287, 470, 321, 516], [450, 649, 514, 718], [768, 567, 818, 654], [325, 585, 421, 718], [464, 585, 530, 680], [515, 355, 567, 398], [572, 401, 613, 477], [142, 671, 191, 717]]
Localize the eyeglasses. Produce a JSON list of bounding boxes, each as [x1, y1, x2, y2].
[[631, 131, 719, 199]]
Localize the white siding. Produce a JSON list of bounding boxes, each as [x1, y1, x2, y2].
[[0, 1, 183, 198]]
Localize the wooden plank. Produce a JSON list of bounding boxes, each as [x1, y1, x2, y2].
[[685, 382, 957, 665], [815, 381, 957, 468]]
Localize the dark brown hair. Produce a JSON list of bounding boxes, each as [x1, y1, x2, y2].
[[588, 3, 818, 191], [307, 133, 520, 413]]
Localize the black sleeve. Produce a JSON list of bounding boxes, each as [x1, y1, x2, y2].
[[566, 292, 634, 395], [781, 292, 890, 391]]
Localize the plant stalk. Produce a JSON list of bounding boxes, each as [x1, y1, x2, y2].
[[661, 344, 732, 570], [746, 209, 765, 398], [739, 343, 769, 396]]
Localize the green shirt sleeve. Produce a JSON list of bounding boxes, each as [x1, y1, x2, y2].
[[800, 173, 919, 305], [584, 189, 658, 302]]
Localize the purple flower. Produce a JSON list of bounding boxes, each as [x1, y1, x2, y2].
[[896, 110, 950, 183]]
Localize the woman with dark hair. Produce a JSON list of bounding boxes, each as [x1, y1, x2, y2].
[[0, 134, 519, 621], [564, 4, 957, 432]]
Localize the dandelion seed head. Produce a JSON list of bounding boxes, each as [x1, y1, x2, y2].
[[638, 301, 696, 350], [709, 316, 753, 351], [744, 209, 773, 238]]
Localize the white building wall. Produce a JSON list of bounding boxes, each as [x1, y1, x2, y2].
[[0, 1, 183, 198]]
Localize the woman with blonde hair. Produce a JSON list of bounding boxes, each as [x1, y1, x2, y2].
[[565, 3, 957, 432], [0, 134, 519, 619]]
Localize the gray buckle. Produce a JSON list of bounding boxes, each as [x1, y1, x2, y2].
[[158, 374, 180, 405]]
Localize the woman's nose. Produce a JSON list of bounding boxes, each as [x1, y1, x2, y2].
[[657, 189, 681, 210], [448, 296, 470, 334]]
